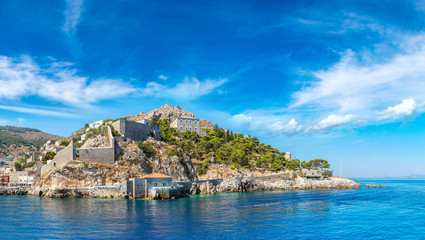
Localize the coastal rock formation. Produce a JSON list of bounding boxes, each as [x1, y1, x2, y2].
[[366, 184, 387, 188], [192, 177, 361, 194], [0, 188, 28, 195]]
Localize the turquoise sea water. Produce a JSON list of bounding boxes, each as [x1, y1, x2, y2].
[[1, 180, 424, 239]]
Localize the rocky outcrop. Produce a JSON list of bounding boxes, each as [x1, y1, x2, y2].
[[37, 138, 199, 190], [366, 184, 387, 188], [128, 104, 196, 122], [81, 135, 110, 148], [0, 187, 28, 195], [191, 177, 361, 194]]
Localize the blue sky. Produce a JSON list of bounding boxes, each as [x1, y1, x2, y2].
[[1, 0, 425, 177]]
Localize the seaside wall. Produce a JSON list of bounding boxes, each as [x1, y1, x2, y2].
[[41, 141, 75, 176]]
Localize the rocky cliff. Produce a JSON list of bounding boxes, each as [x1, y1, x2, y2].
[[37, 138, 198, 190], [191, 177, 361, 195], [127, 104, 214, 129]]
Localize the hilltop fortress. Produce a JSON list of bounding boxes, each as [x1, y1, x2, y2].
[[40, 105, 209, 177]]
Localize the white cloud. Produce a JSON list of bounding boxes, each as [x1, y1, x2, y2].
[[158, 74, 168, 80], [140, 77, 228, 101], [0, 105, 76, 118], [377, 99, 418, 121], [62, 0, 84, 35], [311, 114, 356, 132], [17, 118, 26, 124], [269, 119, 303, 136], [0, 55, 136, 108], [292, 35, 425, 116]]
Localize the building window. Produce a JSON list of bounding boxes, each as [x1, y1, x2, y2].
[[180, 127, 182, 130], [195, 127, 197, 131], [195, 120, 197, 125], [53, 163, 56, 167], [186, 120, 188, 123], [186, 127, 188, 130], [202, 133, 204, 136], [190, 120, 192, 124], [163, 182, 167, 186], [180, 119, 182, 123], [153, 182, 158, 187], [190, 127, 192, 131]]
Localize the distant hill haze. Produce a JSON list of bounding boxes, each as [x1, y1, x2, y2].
[[0, 126, 61, 154], [127, 105, 214, 129]]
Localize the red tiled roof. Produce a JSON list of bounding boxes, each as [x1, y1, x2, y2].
[[141, 172, 172, 178]]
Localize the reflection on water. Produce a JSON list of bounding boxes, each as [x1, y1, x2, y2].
[[1, 180, 425, 239]]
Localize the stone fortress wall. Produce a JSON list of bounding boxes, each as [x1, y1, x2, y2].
[[41, 126, 116, 176], [111, 120, 161, 141], [41, 141, 75, 177]]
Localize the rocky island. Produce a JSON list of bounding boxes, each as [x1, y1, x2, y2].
[[2, 105, 361, 199]]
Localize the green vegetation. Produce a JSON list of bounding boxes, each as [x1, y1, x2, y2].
[[195, 162, 210, 175], [14, 162, 24, 171], [135, 141, 155, 157], [41, 151, 56, 163], [301, 159, 330, 170], [0, 126, 52, 150], [0, 126, 41, 133], [60, 140, 70, 146], [157, 119, 329, 173]]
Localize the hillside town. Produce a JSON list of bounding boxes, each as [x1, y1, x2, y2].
[[0, 105, 354, 199]]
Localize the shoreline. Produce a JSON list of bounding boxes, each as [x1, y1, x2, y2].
[[2, 177, 361, 199]]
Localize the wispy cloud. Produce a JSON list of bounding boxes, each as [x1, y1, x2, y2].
[[292, 34, 425, 117], [62, 0, 84, 35], [0, 105, 77, 118], [0, 55, 137, 108], [62, 0, 84, 57], [140, 77, 228, 101]]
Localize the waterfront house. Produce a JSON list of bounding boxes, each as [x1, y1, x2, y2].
[[8, 170, 35, 187], [301, 169, 323, 179], [122, 173, 179, 199]]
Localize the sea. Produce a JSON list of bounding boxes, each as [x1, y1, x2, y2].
[[0, 180, 424, 239]]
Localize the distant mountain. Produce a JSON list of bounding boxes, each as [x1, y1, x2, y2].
[[355, 174, 425, 180], [0, 126, 61, 151]]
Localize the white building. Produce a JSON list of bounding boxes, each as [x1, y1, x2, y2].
[[88, 120, 104, 130]]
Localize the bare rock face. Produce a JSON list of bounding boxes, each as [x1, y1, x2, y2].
[[81, 135, 109, 148], [128, 104, 196, 122], [199, 119, 214, 130], [191, 177, 361, 194], [38, 138, 199, 190]]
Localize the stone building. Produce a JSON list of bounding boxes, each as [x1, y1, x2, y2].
[[285, 152, 292, 161], [8, 170, 35, 187], [301, 169, 323, 179], [170, 117, 206, 136], [121, 173, 178, 199], [111, 120, 161, 142]]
